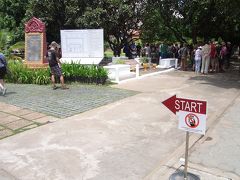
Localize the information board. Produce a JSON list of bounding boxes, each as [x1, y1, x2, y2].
[[25, 33, 42, 61], [60, 29, 104, 64]]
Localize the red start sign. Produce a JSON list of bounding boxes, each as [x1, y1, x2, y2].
[[162, 95, 207, 135], [162, 95, 207, 115]]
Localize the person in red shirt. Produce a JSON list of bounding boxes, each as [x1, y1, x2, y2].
[[210, 41, 218, 72]]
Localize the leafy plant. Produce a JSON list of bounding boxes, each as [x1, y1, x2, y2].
[[140, 57, 148, 63]]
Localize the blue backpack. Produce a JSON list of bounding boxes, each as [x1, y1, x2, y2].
[[0, 53, 7, 68]]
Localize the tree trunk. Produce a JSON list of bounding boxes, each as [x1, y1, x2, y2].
[[192, 28, 197, 44]]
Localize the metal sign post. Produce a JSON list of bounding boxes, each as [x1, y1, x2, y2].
[[162, 95, 207, 180], [184, 132, 189, 179]]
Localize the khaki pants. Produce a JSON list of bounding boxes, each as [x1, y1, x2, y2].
[[201, 55, 210, 74]]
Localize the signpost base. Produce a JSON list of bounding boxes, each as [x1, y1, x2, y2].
[[169, 171, 200, 180]]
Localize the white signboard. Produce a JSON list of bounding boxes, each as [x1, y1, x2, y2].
[[178, 110, 206, 135], [60, 29, 104, 64]]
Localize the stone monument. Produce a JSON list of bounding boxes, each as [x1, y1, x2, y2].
[[24, 17, 48, 68]]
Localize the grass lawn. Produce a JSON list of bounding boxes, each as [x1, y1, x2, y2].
[[104, 49, 125, 58]]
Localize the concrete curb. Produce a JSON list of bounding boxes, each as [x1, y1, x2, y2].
[[117, 68, 175, 84]]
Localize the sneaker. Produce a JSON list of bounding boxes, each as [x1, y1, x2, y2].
[[61, 86, 69, 90], [52, 85, 57, 90], [2, 87, 7, 95]]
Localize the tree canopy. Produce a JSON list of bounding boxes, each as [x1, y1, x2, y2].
[[145, 0, 240, 44], [0, 0, 240, 52]]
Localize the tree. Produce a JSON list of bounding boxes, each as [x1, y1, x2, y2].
[[0, 30, 13, 52], [25, 0, 146, 56], [140, 7, 176, 43], [25, 0, 69, 43], [0, 0, 29, 42], [77, 0, 147, 56], [146, 0, 240, 44]]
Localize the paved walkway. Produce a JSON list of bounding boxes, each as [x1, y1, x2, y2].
[[0, 84, 137, 139], [0, 69, 239, 180]]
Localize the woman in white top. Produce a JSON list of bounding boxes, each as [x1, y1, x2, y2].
[[195, 47, 202, 74]]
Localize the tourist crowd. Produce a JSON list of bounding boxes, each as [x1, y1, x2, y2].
[[126, 41, 234, 74]]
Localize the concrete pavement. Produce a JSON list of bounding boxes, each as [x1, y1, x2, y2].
[[0, 84, 137, 139], [0, 70, 239, 180]]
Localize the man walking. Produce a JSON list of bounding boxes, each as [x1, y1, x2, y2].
[[46, 41, 68, 90]]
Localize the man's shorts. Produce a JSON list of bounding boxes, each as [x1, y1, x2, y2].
[[50, 65, 62, 77], [0, 67, 7, 79]]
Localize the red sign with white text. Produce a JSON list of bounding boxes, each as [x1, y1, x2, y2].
[[162, 95, 207, 135], [162, 95, 207, 115]]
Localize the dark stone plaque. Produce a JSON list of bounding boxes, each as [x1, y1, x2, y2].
[[26, 34, 42, 61]]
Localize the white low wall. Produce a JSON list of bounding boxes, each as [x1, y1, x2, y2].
[[157, 58, 178, 68], [103, 64, 133, 82]]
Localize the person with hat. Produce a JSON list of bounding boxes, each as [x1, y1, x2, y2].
[[46, 41, 68, 90]]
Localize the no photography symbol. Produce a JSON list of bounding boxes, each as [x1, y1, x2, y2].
[[185, 113, 199, 128]]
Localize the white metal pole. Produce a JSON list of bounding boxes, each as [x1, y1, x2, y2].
[[115, 67, 119, 83], [184, 131, 190, 179], [136, 64, 139, 78]]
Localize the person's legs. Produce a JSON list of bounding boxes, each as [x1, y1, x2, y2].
[[0, 79, 4, 93], [195, 60, 201, 73], [60, 75, 69, 89], [0, 67, 7, 95], [219, 57, 224, 72], [60, 75, 65, 87], [0, 79, 7, 95], [201, 56, 206, 73], [56, 65, 67, 89], [204, 56, 210, 74], [51, 74, 57, 89], [0, 79, 4, 89], [50, 66, 56, 89], [215, 59, 219, 73], [195, 60, 198, 73], [211, 58, 215, 72], [181, 57, 186, 70]]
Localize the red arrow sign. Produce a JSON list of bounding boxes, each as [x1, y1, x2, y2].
[[162, 95, 207, 115]]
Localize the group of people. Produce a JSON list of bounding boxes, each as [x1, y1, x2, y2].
[[123, 42, 142, 59], [137, 42, 181, 64], [135, 41, 233, 74], [192, 41, 231, 74]]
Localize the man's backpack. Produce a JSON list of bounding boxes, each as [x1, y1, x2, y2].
[[47, 50, 57, 66], [0, 54, 7, 68]]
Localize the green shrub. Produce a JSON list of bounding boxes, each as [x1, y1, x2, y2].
[[5, 60, 108, 85], [5, 60, 50, 85], [61, 63, 108, 84]]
